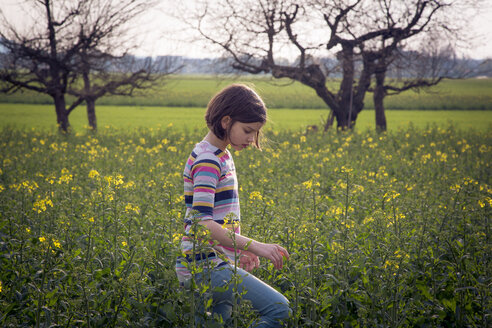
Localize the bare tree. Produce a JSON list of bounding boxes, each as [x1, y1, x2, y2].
[[370, 41, 447, 131], [70, 53, 170, 131], [0, 1, 84, 132], [66, 0, 180, 131], [0, 0, 174, 132], [183, 0, 478, 130]]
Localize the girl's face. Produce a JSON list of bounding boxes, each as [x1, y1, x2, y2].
[[223, 119, 264, 151]]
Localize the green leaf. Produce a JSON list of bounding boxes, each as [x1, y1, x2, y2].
[[442, 298, 456, 312], [416, 282, 433, 300]]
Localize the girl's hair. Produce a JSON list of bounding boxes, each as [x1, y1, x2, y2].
[[205, 84, 267, 148]]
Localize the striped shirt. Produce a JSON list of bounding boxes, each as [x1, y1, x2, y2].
[[175, 140, 241, 282]]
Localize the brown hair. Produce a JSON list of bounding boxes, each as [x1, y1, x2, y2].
[[205, 84, 267, 148]]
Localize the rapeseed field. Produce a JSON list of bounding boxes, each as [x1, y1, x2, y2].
[[0, 125, 490, 327]]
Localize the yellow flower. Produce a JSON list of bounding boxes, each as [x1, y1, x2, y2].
[[33, 196, 54, 213], [39, 237, 46, 243], [336, 180, 347, 190], [341, 220, 355, 229], [249, 191, 263, 201], [52, 239, 61, 248], [450, 184, 460, 192], [88, 217, 95, 223], [331, 241, 342, 254], [0, 280, 2, 293], [124, 203, 140, 214], [58, 173, 73, 184], [104, 175, 113, 185], [327, 206, 343, 216], [113, 175, 123, 186], [45, 175, 56, 184], [88, 169, 100, 178], [352, 184, 364, 193], [302, 180, 313, 190], [173, 233, 182, 243], [26, 227, 31, 233], [121, 241, 127, 247]]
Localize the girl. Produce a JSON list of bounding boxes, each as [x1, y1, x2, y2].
[[176, 84, 290, 327]]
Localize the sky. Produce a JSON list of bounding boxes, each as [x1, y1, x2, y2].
[[138, 0, 492, 60], [1, 0, 492, 60], [457, 0, 492, 60]]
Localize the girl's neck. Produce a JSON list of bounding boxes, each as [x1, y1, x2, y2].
[[203, 131, 228, 151]]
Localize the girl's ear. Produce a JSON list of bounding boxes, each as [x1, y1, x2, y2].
[[221, 116, 231, 130]]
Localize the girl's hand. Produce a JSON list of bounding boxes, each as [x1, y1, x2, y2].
[[249, 241, 289, 270], [239, 250, 260, 272]]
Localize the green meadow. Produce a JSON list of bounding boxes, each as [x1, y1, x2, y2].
[[1, 76, 491, 133], [1, 76, 492, 110], [1, 104, 491, 133]]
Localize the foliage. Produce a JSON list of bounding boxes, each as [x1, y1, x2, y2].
[[0, 125, 491, 327]]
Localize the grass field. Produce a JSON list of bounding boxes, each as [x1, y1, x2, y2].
[[1, 104, 491, 133], [1, 76, 491, 110]]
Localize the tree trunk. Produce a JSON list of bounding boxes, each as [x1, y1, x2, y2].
[[353, 53, 376, 116], [86, 98, 97, 131], [334, 110, 349, 129], [83, 69, 97, 131], [53, 92, 70, 132], [312, 85, 343, 131], [337, 44, 355, 129], [374, 67, 387, 132], [324, 110, 335, 131]]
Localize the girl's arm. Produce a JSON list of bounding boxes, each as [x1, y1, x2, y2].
[[199, 220, 289, 270]]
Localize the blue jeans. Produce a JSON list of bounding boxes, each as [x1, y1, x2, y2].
[[195, 263, 291, 327]]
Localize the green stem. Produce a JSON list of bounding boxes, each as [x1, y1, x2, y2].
[[36, 244, 50, 328], [82, 281, 91, 328]]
